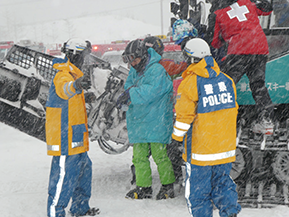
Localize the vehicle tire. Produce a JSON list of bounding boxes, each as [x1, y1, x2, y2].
[[272, 151, 289, 184], [231, 147, 253, 184]]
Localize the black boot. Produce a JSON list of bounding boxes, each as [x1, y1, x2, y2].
[[71, 207, 100, 216], [85, 208, 100, 216], [130, 164, 136, 185], [156, 183, 174, 200], [125, 186, 152, 199], [228, 214, 237, 217]]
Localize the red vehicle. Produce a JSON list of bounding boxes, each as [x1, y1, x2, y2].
[[162, 37, 185, 102], [163, 38, 182, 61], [163, 38, 181, 51], [17, 40, 46, 53], [46, 43, 62, 56], [91, 40, 130, 57], [0, 41, 14, 60], [92, 36, 182, 58]]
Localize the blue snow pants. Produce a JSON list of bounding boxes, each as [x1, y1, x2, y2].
[[185, 162, 241, 217], [47, 152, 92, 217]]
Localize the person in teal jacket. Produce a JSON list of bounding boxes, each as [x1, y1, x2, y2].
[[117, 39, 175, 200]]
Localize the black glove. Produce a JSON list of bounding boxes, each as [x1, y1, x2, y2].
[[167, 139, 183, 181], [84, 92, 96, 103], [74, 74, 91, 91], [116, 89, 130, 109], [169, 139, 183, 152], [254, 0, 273, 12]]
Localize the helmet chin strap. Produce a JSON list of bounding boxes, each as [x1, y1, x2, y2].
[[191, 57, 195, 64], [191, 56, 202, 64], [132, 54, 148, 73], [68, 52, 84, 69]]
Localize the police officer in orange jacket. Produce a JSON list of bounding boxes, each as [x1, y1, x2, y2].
[[46, 38, 99, 217], [172, 38, 241, 217]]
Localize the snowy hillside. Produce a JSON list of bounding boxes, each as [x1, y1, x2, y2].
[[0, 0, 173, 45], [1, 122, 289, 217], [14, 15, 164, 45]]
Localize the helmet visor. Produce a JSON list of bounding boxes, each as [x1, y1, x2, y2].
[[122, 53, 137, 64]]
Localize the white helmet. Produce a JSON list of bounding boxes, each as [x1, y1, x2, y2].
[[62, 38, 90, 55], [183, 38, 211, 63], [62, 38, 92, 68]]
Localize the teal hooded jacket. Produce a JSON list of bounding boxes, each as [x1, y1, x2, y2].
[[124, 48, 173, 144]]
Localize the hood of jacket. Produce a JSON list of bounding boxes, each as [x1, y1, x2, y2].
[[182, 56, 220, 79], [52, 56, 83, 80], [146, 47, 162, 69], [129, 47, 162, 76]]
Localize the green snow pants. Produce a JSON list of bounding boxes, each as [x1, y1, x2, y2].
[[132, 142, 175, 187]]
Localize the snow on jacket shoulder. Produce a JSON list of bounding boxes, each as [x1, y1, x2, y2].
[[125, 48, 174, 144], [172, 56, 239, 166], [45, 57, 89, 156]]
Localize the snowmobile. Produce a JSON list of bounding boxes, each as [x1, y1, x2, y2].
[[87, 62, 131, 154], [0, 45, 52, 141], [0, 43, 130, 152]]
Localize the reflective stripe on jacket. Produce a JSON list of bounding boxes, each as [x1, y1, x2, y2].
[[172, 56, 238, 166], [45, 57, 89, 156]]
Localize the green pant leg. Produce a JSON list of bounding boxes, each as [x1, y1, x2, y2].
[[150, 143, 176, 185], [132, 143, 152, 187]]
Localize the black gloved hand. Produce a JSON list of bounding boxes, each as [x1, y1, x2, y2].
[[84, 92, 96, 103], [116, 89, 130, 109], [74, 74, 91, 91], [170, 139, 183, 151], [254, 0, 273, 12], [167, 139, 184, 181]]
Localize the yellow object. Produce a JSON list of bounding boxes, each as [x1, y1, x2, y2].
[[46, 57, 89, 156], [154, 35, 167, 39], [172, 57, 238, 166]]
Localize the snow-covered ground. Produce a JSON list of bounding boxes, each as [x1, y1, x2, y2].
[[1, 122, 289, 217]]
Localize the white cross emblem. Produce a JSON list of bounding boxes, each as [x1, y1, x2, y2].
[[227, 2, 249, 22]]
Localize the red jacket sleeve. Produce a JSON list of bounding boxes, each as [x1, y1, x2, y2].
[[160, 59, 187, 76], [211, 14, 223, 49]]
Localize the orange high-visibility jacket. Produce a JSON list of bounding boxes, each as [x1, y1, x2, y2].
[[172, 56, 238, 166], [45, 57, 89, 156]]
